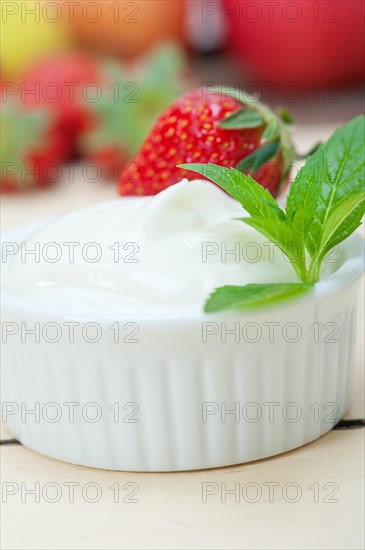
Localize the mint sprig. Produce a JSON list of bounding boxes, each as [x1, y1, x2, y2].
[[179, 115, 365, 312], [205, 284, 313, 312]]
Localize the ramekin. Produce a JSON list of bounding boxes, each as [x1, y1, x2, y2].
[[1, 222, 364, 471]]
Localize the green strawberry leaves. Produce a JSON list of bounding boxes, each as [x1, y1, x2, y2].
[[262, 116, 280, 141], [222, 89, 273, 120], [217, 108, 265, 129], [277, 107, 294, 125], [214, 86, 295, 180], [180, 115, 365, 312], [235, 139, 280, 173]]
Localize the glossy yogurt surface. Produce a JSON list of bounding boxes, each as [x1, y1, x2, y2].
[[4, 180, 310, 317]]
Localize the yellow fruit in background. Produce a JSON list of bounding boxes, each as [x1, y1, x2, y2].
[[0, 0, 71, 78]]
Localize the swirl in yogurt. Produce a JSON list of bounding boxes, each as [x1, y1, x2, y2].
[[3, 180, 301, 316]]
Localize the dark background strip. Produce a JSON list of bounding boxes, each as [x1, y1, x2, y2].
[[0, 420, 364, 447]]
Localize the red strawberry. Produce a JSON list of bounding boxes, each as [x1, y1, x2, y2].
[[23, 53, 101, 158], [1, 98, 68, 192], [118, 88, 294, 196]]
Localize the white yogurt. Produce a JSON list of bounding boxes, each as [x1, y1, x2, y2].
[[3, 180, 304, 316]]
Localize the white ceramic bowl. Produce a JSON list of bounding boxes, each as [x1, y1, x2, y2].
[[1, 223, 364, 471]]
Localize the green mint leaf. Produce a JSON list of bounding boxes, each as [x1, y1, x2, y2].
[[321, 200, 365, 256], [286, 147, 325, 231], [241, 217, 307, 281], [217, 108, 265, 129], [180, 163, 305, 280], [315, 192, 365, 262], [182, 115, 365, 313], [178, 164, 286, 222], [235, 139, 280, 172], [204, 283, 313, 312], [304, 116, 365, 278], [295, 142, 322, 160]]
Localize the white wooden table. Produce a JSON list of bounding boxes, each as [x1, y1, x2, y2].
[[1, 125, 364, 550]]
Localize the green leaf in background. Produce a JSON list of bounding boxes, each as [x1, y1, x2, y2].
[[277, 107, 294, 125], [80, 59, 129, 152], [235, 139, 280, 172], [204, 284, 313, 312], [126, 43, 189, 151], [80, 44, 190, 157], [217, 108, 265, 129], [138, 43, 186, 88], [1, 103, 48, 169]]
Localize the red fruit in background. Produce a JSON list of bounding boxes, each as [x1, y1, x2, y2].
[[118, 87, 294, 196], [11, 45, 190, 184], [23, 53, 101, 157], [223, 0, 365, 88], [1, 99, 69, 192], [67, 0, 186, 58]]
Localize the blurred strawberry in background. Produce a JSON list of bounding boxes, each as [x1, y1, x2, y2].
[[1, 43, 191, 191], [1, 99, 69, 192], [1, 0, 363, 195], [0, 0, 71, 78], [66, 0, 186, 58], [79, 45, 190, 180], [23, 53, 101, 159], [223, 0, 365, 88]]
